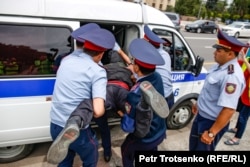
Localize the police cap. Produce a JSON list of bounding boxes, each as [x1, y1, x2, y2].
[[78, 28, 115, 52], [129, 38, 165, 69], [71, 23, 100, 42], [213, 29, 247, 52], [144, 25, 165, 47]]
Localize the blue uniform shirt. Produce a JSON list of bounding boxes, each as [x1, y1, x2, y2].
[[198, 58, 245, 120], [156, 47, 173, 97], [50, 50, 107, 127]]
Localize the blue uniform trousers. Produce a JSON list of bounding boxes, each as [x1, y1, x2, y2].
[[189, 113, 229, 151], [50, 123, 98, 167], [165, 92, 174, 109], [92, 113, 112, 157], [121, 133, 165, 167]]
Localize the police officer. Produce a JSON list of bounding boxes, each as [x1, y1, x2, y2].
[[143, 25, 175, 109], [49, 43, 133, 163], [189, 29, 246, 151], [47, 27, 115, 166], [121, 39, 168, 167]]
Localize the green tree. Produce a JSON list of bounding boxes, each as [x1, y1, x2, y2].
[[175, 0, 199, 16], [228, 0, 250, 19]]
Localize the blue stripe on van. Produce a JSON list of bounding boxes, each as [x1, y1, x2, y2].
[[0, 73, 207, 98], [0, 79, 55, 98], [171, 72, 207, 83]]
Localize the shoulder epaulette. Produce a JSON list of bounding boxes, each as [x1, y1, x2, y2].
[[227, 64, 234, 74], [130, 82, 140, 92]]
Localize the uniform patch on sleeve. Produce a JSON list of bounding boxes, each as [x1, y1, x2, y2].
[[125, 102, 132, 114], [225, 83, 236, 94]]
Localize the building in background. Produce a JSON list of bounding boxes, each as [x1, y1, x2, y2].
[[143, 0, 176, 11], [124, 0, 176, 11]]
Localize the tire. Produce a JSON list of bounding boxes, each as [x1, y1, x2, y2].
[[234, 32, 239, 38], [212, 29, 217, 34], [196, 28, 201, 33], [166, 100, 194, 129], [0, 144, 34, 163]]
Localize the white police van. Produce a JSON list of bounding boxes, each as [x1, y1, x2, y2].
[[0, 0, 207, 162]]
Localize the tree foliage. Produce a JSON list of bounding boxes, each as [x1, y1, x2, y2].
[[174, 0, 250, 21], [175, 0, 199, 16]]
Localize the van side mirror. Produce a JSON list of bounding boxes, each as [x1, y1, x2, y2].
[[191, 55, 204, 77]]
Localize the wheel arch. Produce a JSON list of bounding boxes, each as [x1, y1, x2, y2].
[[170, 93, 199, 112]]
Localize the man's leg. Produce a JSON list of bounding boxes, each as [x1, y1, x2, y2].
[[93, 114, 112, 162], [47, 99, 93, 164], [139, 81, 169, 118], [48, 122, 76, 166]]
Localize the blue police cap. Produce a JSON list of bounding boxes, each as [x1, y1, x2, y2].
[[71, 23, 100, 42], [213, 29, 247, 52], [78, 28, 115, 51], [144, 25, 165, 46], [129, 38, 165, 68]]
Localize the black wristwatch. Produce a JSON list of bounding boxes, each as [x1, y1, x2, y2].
[[208, 130, 215, 138]]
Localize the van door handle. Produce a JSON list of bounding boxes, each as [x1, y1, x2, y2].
[[46, 97, 52, 101]]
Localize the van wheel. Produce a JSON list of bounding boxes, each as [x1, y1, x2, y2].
[[166, 100, 194, 129], [0, 144, 34, 163]]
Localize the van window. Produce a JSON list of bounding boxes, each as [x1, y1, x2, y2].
[[0, 24, 72, 76], [153, 28, 191, 71], [93, 23, 140, 55]]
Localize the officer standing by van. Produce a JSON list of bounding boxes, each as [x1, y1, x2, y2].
[[189, 30, 246, 151], [143, 25, 174, 109]]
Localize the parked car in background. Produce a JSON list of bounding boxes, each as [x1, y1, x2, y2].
[[164, 12, 181, 31], [185, 20, 218, 34], [221, 21, 250, 38], [225, 19, 233, 25]]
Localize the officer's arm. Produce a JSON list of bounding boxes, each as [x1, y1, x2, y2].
[[208, 107, 235, 136], [239, 48, 250, 73], [113, 42, 132, 65], [243, 57, 250, 73], [92, 97, 105, 118]]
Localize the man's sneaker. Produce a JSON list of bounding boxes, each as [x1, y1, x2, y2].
[[139, 81, 169, 118], [47, 117, 80, 164]]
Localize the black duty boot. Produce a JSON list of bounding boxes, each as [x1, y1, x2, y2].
[[139, 81, 169, 118], [47, 116, 81, 164]]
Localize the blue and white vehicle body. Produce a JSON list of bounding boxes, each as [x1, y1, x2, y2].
[[0, 0, 207, 162]]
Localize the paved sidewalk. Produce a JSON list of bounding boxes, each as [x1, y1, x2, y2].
[[1, 112, 248, 167]]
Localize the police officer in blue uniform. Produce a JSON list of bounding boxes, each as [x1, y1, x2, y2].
[[48, 23, 132, 163], [144, 25, 174, 109], [121, 39, 168, 167], [47, 27, 115, 166], [189, 29, 246, 151]]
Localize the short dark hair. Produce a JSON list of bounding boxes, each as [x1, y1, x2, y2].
[[135, 63, 155, 75], [76, 41, 84, 47], [83, 48, 103, 57]]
